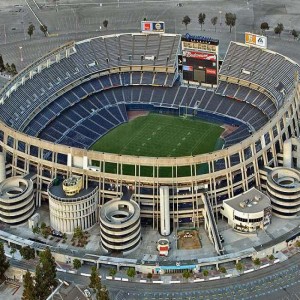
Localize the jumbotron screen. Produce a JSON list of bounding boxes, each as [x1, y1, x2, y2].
[[181, 34, 219, 86]]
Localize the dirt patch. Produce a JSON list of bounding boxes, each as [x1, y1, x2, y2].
[[220, 124, 239, 138], [177, 229, 201, 250], [127, 110, 149, 121]]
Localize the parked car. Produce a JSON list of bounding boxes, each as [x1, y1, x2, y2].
[[84, 288, 91, 298]]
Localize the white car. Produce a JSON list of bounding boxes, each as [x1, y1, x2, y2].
[[84, 289, 91, 298]]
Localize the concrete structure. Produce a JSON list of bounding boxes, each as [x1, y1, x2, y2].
[[159, 186, 170, 236], [48, 178, 98, 233], [28, 213, 40, 229], [157, 238, 170, 256], [283, 137, 300, 169], [99, 199, 141, 254], [0, 152, 6, 183], [62, 176, 83, 196], [221, 188, 272, 233], [0, 33, 298, 234], [0, 176, 35, 225], [266, 167, 300, 218]]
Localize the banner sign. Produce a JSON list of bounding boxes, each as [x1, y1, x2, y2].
[[141, 21, 165, 33], [245, 32, 267, 48], [183, 51, 217, 61]]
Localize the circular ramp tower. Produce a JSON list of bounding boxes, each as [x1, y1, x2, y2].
[[0, 176, 35, 225], [100, 199, 141, 254]]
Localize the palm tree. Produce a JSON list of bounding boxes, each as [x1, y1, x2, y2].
[[182, 16, 191, 30]]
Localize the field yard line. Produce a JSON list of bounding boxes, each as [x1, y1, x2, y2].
[[118, 116, 154, 154], [189, 126, 216, 154]]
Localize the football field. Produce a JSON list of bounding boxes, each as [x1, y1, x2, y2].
[[91, 113, 224, 157]]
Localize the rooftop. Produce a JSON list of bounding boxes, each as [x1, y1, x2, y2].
[[223, 187, 271, 213], [49, 181, 96, 201]]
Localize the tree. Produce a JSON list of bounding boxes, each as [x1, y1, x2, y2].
[[126, 267, 136, 280], [89, 266, 100, 289], [147, 273, 152, 281], [35, 247, 57, 300], [235, 261, 244, 272], [10, 63, 17, 76], [268, 254, 275, 261], [109, 268, 117, 278], [296, 240, 300, 247], [219, 266, 227, 273], [73, 226, 84, 239], [40, 222, 46, 230], [99, 285, 110, 300], [73, 259, 81, 271], [182, 269, 191, 281], [0, 55, 5, 72], [253, 258, 261, 266], [27, 24, 35, 39], [22, 270, 35, 300], [225, 13, 237, 33], [20, 246, 35, 260], [32, 226, 40, 236], [291, 29, 299, 40], [198, 13, 206, 30], [202, 269, 209, 277], [211, 16, 218, 32], [182, 15, 191, 30], [103, 20, 108, 30], [34, 264, 46, 300], [40, 24, 48, 37], [10, 246, 16, 259], [0, 242, 9, 279], [260, 22, 269, 35], [274, 23, 284, 38], [5, 63, 11, 74]]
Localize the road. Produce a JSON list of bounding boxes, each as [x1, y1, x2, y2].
[[10, 253, 300, 299]]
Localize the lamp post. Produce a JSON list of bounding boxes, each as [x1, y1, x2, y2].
[[19, 46, 23, 63], [72, 9, 78, 40], [4, 24, 7, 44]]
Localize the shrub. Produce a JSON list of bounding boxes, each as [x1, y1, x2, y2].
[[235, 262, 244, 272], [253, 258, 261, 266]]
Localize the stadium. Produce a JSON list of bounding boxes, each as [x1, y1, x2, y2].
[[0, 30, 300, 254]]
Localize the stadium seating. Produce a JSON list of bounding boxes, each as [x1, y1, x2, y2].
[[21, 73, 270, 149], [220, 42, 300, 107], [2, 33, 294, 151], [216, 81, 276, 118]]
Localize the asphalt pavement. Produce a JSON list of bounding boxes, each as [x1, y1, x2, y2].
[[9, 252, 300, 299]]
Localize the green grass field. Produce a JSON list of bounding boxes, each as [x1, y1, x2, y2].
[[91, 114, 224, 157]]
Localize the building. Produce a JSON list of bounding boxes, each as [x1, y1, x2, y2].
[[221, 188, 272, 233], [0, 33, 299, 236], [266, 167, 300, 218], [48, 177, 98, 233], [99, 199, 141, 254], [0, 176, 35, 225]]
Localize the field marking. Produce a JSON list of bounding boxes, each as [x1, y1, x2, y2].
[[92, 114, 223, 157], [189, 126, 215, 154], [118, 117, 151, 154]]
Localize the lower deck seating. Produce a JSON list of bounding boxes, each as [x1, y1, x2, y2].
[[24, 79, 269, 149]]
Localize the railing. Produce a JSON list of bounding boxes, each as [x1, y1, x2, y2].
[[203, 193, 224, 255]]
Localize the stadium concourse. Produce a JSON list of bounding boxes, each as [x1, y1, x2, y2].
[[0, 0, 300, 299], [0, 29, 299, 246]]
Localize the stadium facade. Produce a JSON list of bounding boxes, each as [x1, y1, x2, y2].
[[0, 33, 299, 251]]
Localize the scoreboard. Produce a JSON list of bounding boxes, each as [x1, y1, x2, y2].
[[181, 34, 219, 86]]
